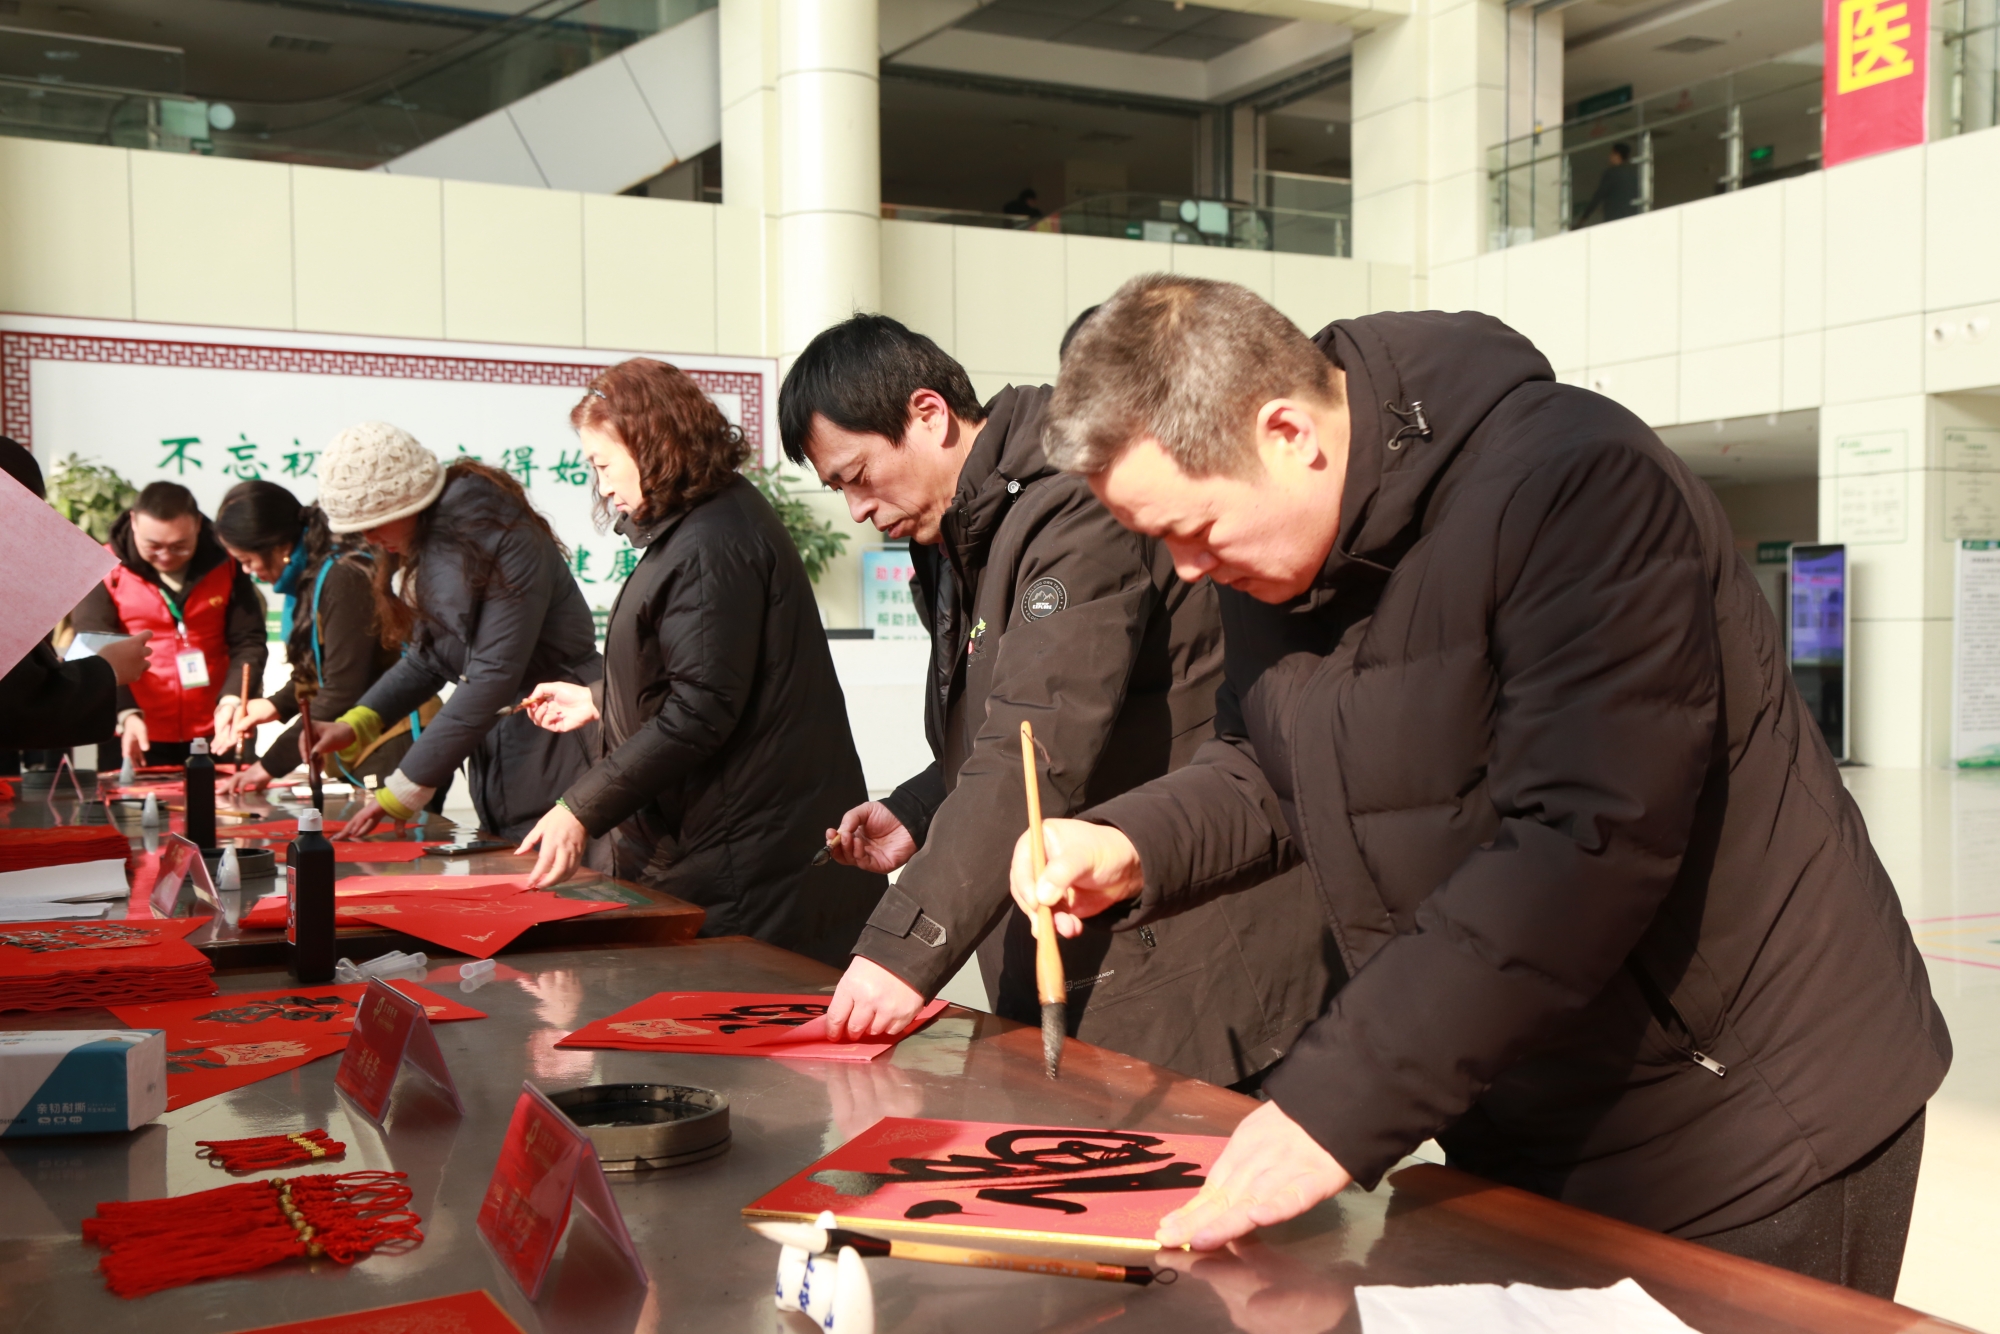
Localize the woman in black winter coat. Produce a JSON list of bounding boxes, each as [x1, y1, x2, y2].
[[517, 359, 885, 966], [211, 480, 424, 793]]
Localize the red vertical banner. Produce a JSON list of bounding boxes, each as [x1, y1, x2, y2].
[[1823, 0, 1929, 167]]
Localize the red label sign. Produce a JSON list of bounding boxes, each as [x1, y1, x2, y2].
[[333, 978, 463, 1123], [1823, 0, 1928, 167], [476, 1082, 646, 1300]]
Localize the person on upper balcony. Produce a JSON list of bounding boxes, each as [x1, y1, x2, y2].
[[71, 480, 268, 769], [1573, 141, 1643, 227]]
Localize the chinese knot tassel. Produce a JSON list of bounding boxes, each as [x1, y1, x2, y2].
[[83, 1171, 420, 1298], [195, 1128, 347, 1173]]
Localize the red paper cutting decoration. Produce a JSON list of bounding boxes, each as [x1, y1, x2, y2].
[[196, 1129, 347, 1174], [83, 1171, 422, 1298]]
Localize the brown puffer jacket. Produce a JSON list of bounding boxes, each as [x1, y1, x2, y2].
[[1089, 311, 1950, 1237], [859, 385, 1333, 1088]]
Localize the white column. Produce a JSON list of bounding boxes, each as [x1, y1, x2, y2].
[[1350, 0, 1509, 296], [721, 0, 780, 354], [777, 0, 880, 361]]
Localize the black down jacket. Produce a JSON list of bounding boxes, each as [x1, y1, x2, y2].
[[560, 476, 886, 966], [858, 386, 1333, 1087], [1089, 311, 1949, 1237]]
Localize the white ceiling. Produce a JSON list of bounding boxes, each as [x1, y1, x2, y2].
[[1656, 408, 1820, 485], [1560, 0, 1822, 107]]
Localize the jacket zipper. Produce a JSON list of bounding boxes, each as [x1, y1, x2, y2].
[[1626, 960, 1727, 1078]]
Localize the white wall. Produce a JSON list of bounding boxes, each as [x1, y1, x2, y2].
[[1425, 123, 2000, 767]]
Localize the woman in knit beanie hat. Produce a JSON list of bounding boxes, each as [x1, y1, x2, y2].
[[308, 422, 602, 842]]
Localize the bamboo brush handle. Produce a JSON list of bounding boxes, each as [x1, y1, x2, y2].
[[1021, 721, 1064, 1008], [890, 1239, 1133, 1284]]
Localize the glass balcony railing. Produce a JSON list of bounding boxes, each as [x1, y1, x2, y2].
[[1944, 0, 2000, 137], [1487, 55, 1821, 249], [887, 181, 1352, 259], [0, 1, 709, 170]]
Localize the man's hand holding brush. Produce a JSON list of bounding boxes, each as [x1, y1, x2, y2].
[[1007, 818, 1146, 936]]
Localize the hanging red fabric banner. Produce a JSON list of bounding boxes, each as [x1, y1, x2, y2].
[[1823, 0, 1928, 167]]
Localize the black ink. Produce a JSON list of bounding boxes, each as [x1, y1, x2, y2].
[[196, 995, 348, 1026], [904, 1200, 964, 1219], [813, 1129, 1208, 1216], [688, 1002, 826, 1035]]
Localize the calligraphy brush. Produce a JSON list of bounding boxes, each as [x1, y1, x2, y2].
[[495, 691, 552, 719], [810, 829, 843, 867], [747, 1219, 1164, 1287], [235, 663, 253, 772], [1021, 719, 1065, 1079], [296, 680, 324, 814]]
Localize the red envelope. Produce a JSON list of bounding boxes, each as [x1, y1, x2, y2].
[[223, 1290, 526, 1333], [558, 992, 948, 1062], [110, 980, 484, 1111], [743, 1117, 1226, 1250]]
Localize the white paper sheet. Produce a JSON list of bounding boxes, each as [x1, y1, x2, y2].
[[1357, 1278, 1697, 1334], [0, 859, 131, 903], [0, 466, 118, 678], [0, 901, 111, 922]]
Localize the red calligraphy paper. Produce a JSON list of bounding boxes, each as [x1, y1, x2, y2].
[[0, 917, 212, 1012], [744, 1117, 1225, 1250], [237, 877, 535, 931], [222, 1290, 525, 1334], [557, 991, 948, 1062], [342, 893, 619, 960], [111, 980, 483, 1111], [334, 979, 463, 1123], [477, 1082, 646, 1300], [1823, 0, 1928, 167]]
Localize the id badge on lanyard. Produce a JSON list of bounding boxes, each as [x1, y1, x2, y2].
[[159, 586, 209, 690]]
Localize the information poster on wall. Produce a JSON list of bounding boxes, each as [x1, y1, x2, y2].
[[1834, 431, 1908, 544], [1945, 428, 2000, 541], [0, 314, 777, 619], [860, 546, 922, 639], [1954, 541, 2000, 767]]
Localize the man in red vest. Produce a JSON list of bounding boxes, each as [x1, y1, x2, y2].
[[72, 482, 268, 767]]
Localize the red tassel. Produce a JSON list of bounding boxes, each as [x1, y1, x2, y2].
[[195, 1128, 346, 1173], [83, 1170, 421, 1298]]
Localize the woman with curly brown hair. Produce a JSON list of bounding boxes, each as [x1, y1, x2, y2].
[[516, 359, 884, 965]]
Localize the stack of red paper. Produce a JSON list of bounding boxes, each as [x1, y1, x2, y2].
[[0, 825, 132, 874], [0, 918, 213, 1012], [238, 876, 617, 958]]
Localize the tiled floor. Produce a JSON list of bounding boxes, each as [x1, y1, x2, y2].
[[1847, 767, 2000, 1331]]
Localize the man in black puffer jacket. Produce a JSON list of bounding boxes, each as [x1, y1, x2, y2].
[[1016, 274, 1949, 1295], [784, 314, 1332, 1088]]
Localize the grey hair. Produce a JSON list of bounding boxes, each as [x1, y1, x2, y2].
[[1044, 273, 1338, 478]]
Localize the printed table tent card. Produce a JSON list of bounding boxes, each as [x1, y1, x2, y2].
[[149, 834, 221, 918], [477, 1082, 647, 1300], [743, 1118, 1226, 1251], [111, 979, 482, 1110], [335, 978, 465, 1124], [0, 918, 213, 1013], [223, 1290, 526, 1334], [558, 992, 949, 1062]]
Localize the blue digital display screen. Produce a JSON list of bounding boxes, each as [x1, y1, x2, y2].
[[1789, 547, 1845, 666]]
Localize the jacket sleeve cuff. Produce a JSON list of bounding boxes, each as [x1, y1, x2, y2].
[[881, 762, 948, 847], [375, 770, 433, 821], [336, 706, 383, 762], [849, 887, 956, 996]]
